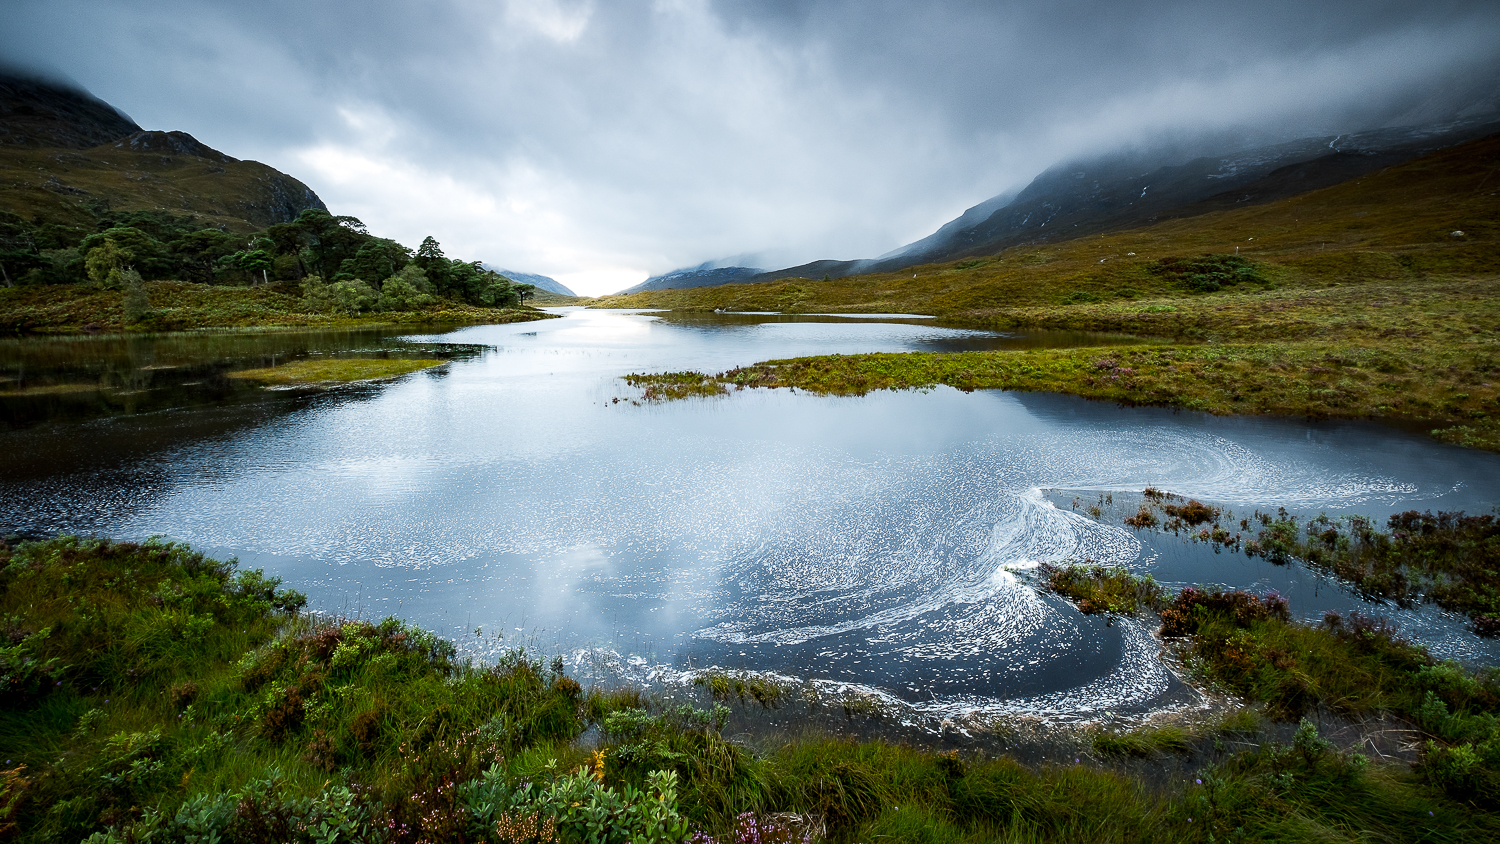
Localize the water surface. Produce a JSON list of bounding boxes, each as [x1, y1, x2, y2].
[[2, 308, 1497, 723]]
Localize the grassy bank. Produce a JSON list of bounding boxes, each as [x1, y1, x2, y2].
[[0, 281, 556, 335], [625, 337, 1500, 450], [4, 536, 1500, 843]]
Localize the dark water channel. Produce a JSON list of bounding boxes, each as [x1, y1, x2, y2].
[[2, 308, 1497, 727]]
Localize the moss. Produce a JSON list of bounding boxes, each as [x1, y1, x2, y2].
[[226, 358, 447, 385]]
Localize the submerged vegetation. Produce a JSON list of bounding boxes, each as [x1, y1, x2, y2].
[[1109, 488, 1500, 634], [4, 536, 1500, 843]]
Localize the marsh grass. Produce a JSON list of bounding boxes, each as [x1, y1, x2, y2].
[[622, 371, 728, 401], [623, 339, 1500, 451], [6, 537, 1500, 843], [1245, 509, 1500, 634], [227, 357, 447, 385], [1037, 563, 1164, 615]]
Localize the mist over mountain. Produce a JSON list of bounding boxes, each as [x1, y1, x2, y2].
[[749, 103, 1500, 284], [484, 268, 576, 297], [616, 263, 765, 295], [0, 70, 326, 231]]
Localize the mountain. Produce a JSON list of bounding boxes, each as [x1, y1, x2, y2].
[[0, 70, 326, 231], [486, 267, 576, 296], [753, 113, 1500, 283], [616, 263, 765, 295]]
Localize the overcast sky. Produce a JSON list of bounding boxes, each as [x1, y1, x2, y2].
[[4, 0, 1499, 294]]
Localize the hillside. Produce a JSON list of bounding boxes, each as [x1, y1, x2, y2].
[[594, 130, 1500, 322], [750, 117, 1500, 284], [0, 72, 326, 233], [617, 264, 764, 295]]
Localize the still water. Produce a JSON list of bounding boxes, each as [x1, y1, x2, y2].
[[3, 308, 1498, 723]]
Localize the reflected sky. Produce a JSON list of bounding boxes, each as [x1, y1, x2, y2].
[[2, 308, 1498, 720]]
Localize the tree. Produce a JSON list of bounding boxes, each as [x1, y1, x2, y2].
[[120, 267, 151, 324], [474, 270, 517, 307], [413, 236, 453, 295], [80, 227, 174, 280], [234, 249, 274, 286], [330, 278, 378, 314], [85, 239, 133, 288], [377, 264, 437, 312], [168, 229, 238, 284], [337, 238, 411, 288], [298, 275, 340, 314]]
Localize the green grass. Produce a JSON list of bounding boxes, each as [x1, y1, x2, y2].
[[226, 358, 447, 385], [5, 536, 1500, 843]]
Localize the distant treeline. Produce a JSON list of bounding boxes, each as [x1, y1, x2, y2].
[[0, 207, 533, 314]]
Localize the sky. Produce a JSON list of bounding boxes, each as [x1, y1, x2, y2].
[[4, 0, 1500, 295]]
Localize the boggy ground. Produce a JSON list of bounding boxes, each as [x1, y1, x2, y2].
[[4, 536, 1499, 843], [0, 281, 556, 335], [612, 132, 1500, 451]]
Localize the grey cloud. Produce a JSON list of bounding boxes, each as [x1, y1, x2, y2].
[[3, 0, 1498, 293]]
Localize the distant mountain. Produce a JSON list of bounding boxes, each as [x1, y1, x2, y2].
[[616, 263, 765, 295], [754, 112, 1500, 283], [486, 268, 576, 296], [0, 70, 326, 231]]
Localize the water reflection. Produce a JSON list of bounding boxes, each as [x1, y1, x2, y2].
[[1, 308, 1497, 721]]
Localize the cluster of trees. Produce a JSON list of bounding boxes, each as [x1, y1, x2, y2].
[[0, 207, 533, 315]]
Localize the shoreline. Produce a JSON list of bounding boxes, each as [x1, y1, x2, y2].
[[622, 338, 1500, 452], [0, 280, 558, 336]]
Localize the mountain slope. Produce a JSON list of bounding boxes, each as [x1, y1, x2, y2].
[[593, 129, 1500, 318], [486, 268, 576, 296], [617, 264, 764, 294], [0, 72, 326, 232], [752, 116, 1500, 283]]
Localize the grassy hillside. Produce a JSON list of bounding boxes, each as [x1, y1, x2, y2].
[[0, 139, 325, 234], [595, 133, 1499, 322]]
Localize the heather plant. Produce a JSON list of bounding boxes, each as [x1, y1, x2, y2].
[[1037, 562, 1164, 615]]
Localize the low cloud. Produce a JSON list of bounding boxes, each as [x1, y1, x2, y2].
[[4, 0, 1497, 294]]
